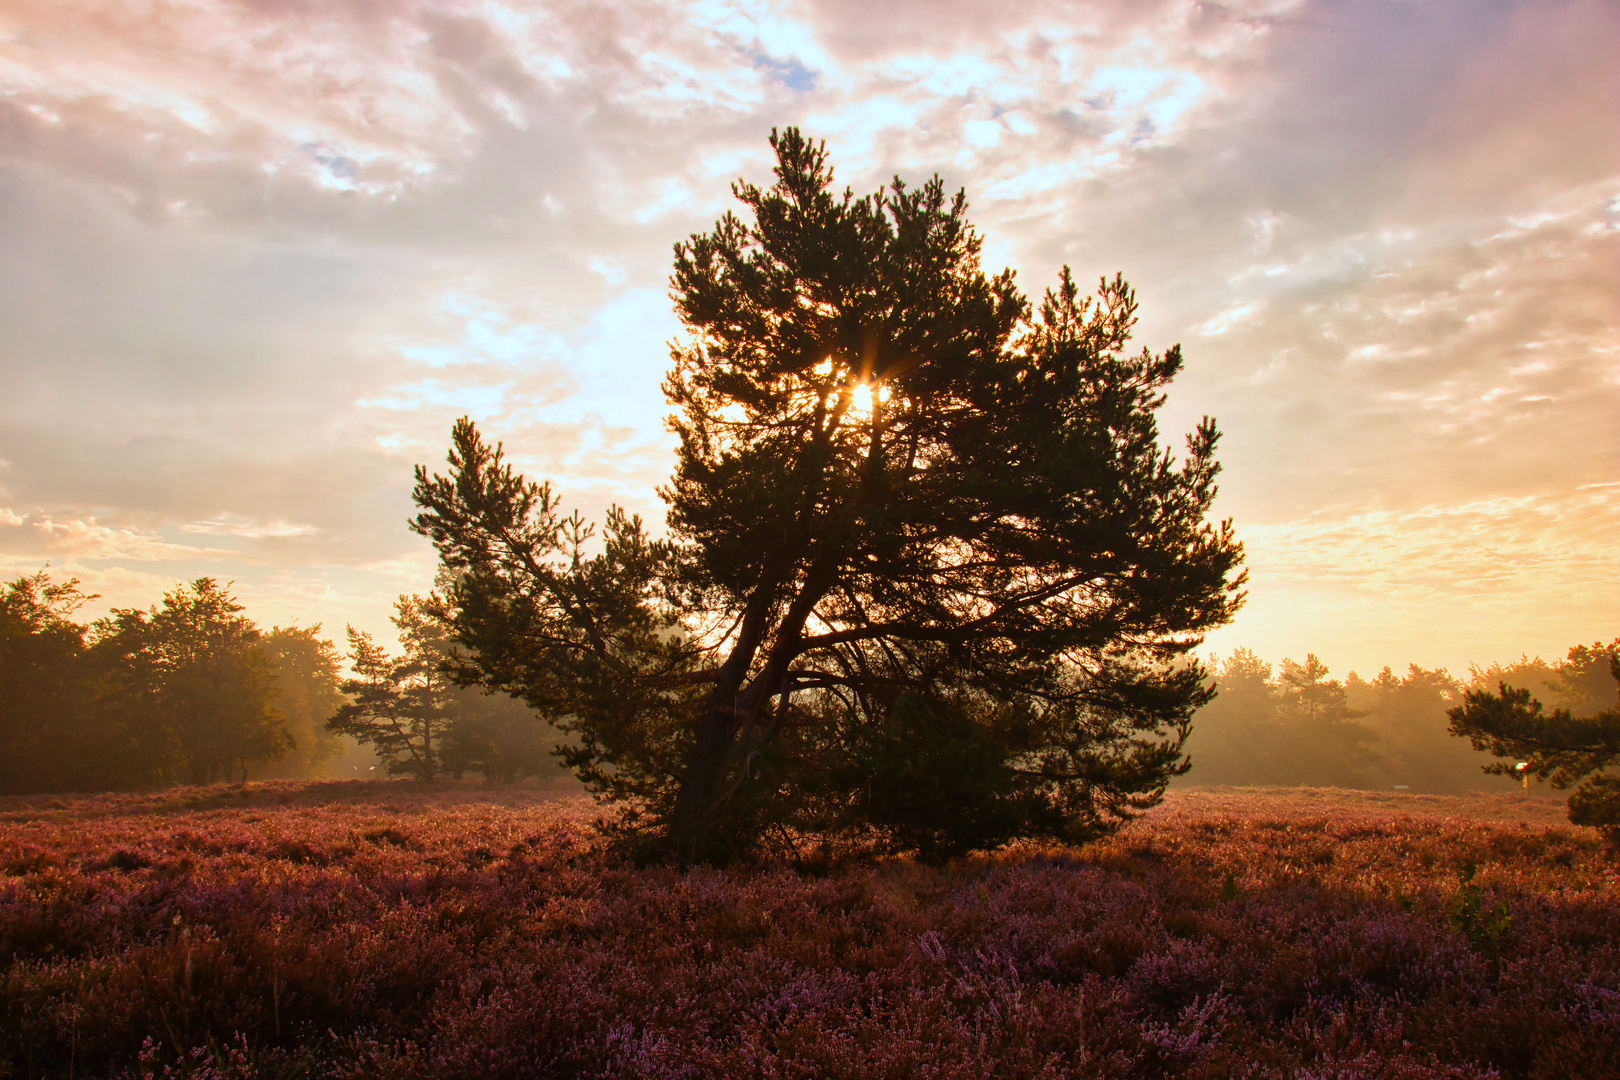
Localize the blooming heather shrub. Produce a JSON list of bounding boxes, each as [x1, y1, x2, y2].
[[1, 782, 1617, 1078]]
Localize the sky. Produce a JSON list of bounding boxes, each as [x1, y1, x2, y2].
[[0, 0, 1615, 681]]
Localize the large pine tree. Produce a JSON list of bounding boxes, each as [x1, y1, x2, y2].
[[411, 129, 1246, 862]]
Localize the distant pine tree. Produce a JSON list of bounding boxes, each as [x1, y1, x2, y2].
[[1184, 650, 1379, 789], [1346, 665, 1516, 794], [329, 596, 455, 783], [1449, 640, 1620, 835]]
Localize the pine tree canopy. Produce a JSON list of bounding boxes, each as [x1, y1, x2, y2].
[[410, 128, 1247, 863], [1448, 644, 1620, 834]]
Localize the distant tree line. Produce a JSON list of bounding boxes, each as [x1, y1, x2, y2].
[[6, 565, 1610, 807], [0, 570, 568, 795], [1184, 642, 1620, 794]]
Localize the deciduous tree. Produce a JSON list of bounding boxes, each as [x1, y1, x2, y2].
[[440, 684, 562, 783], [92, 579, 291, 785], [259, 626, 347, 779], [0, 570, 99, 793]]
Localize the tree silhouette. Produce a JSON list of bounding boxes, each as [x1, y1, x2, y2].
[[440, 684, 561, 783], [1273, 654, 1377, 786], [92, 579, 290, 785], [329, 596, 461, 782], [410, 128, 1246, 861], [1449, 641, 1620, 834], [0, 570, 99, 793], [1188, 650, 1379, 789], [259, 626, 347, 779]]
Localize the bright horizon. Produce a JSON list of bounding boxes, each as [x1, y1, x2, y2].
[[1, 0, 1615, 682]]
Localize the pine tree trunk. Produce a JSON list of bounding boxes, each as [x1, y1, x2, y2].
[[665, 696, 742, 856], [664, 563, 835, 859]]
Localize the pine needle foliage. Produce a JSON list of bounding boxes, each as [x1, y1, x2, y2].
[[1449, 642, 1620, 836], [410, 128, 1246, 863]]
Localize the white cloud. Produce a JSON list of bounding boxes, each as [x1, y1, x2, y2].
[[179, 516, 320, 539], [1195, 303, 1263, 336], [31, 515, 234, 562]]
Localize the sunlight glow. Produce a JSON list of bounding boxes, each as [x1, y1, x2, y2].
[[848, 382, 889, 419], [850, 383, 872, 417]]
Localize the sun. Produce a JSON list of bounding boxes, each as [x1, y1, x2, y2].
[[850, 383, 873, 418], [848, 382, 888, 419]]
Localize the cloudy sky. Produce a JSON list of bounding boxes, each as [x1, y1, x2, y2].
[[1, 0, 1615, 680]]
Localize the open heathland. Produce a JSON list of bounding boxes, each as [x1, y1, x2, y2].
[[2, 782, 1616, 1079]]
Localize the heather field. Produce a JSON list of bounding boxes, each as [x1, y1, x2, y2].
[[2, 783, 1617, 1079]]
